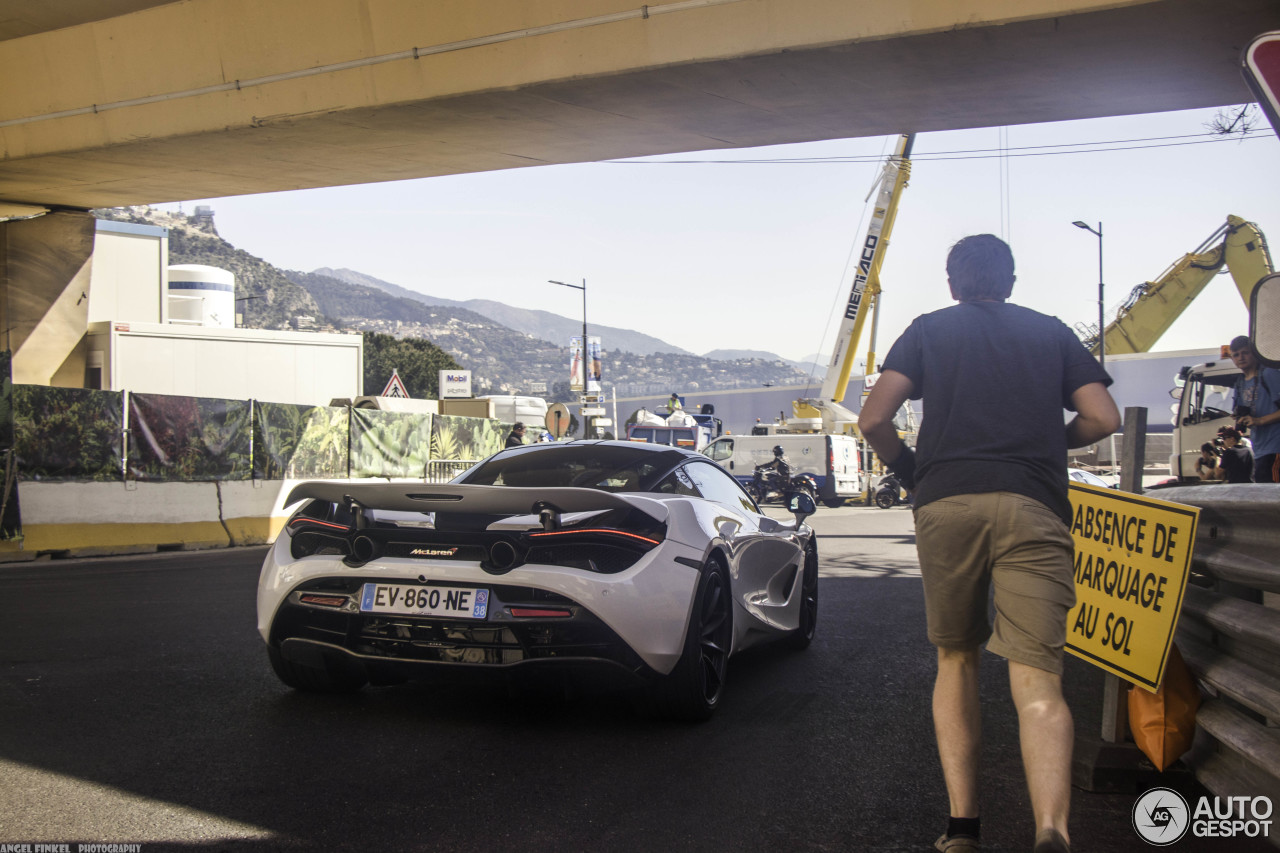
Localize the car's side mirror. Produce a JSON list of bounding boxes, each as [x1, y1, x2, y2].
[[1251, 273, 1280, 368], [788, 492, 816, 523]]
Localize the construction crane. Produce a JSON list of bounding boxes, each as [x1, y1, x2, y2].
[[792, 133, 915, 434], [1082, 215, 1272, 355]]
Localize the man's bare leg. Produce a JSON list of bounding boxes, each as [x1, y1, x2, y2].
[[934, 646, 982, 819], [1009, 660, 1072, 845]]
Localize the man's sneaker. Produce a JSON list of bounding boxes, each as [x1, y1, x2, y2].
[[1033, 828, 1070, 853], [934, 833, 981, 852]]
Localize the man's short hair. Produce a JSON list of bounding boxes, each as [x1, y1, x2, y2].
[[946, 234, 1016, 302], [513, 422, 525, 431], [1229, 335, 1252, 353]]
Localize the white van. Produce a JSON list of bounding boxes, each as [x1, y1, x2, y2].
[[703, 433, 868, 507], [477, 395, 549, 427]]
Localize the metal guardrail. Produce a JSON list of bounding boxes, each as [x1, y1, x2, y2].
[[1155, 482, 1280, 807], [423, 459, 479, 483]]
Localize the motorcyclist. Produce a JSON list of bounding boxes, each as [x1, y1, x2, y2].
[[753, 445, 793, 496]]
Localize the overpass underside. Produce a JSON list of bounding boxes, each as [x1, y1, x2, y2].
[[1, 0, 1277, 216]]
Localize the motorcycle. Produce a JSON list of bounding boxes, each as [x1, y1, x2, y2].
[[874, 474, 909, 509], [749, 464, 819, 506]]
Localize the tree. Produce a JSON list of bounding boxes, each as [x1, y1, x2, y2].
[[549, 380, 576, 404], [363, 333, 463, 397]]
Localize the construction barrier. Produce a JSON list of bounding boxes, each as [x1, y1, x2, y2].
[[0, 383, 511, 559], [1159, 483, 1280, 807]]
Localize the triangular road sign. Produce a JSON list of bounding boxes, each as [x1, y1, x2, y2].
[[381, 369, 409, 398]]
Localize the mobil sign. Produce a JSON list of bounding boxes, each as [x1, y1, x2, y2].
[[438, 370, 473, 399], [1244, 32, 1280, 139]]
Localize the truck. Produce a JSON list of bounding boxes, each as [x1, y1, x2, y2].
[[1092, 216, 1271, 480], [476, 395, 549, 427], [1169, 357, 1245, 481], [625, 398, 723, 451], [702, 432, 868, 508]]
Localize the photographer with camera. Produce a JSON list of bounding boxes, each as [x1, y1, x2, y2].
[[1216, 427, 1254, 484], [1194, 441, 1221, 481], [1228, 335, 1280, 483]]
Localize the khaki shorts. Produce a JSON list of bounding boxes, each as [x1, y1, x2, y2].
[[913, 491, 1076, 674]]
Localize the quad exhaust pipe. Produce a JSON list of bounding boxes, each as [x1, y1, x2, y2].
[[344, 535, 380, 567], [487, 540, 519, 572]]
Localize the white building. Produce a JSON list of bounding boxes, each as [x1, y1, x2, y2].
[[73, 218, 361, 405]]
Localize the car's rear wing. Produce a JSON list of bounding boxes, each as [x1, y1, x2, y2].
[[285, 482, 669, 523]]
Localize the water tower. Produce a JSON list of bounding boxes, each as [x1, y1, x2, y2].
[[167, 264, 235, 328]]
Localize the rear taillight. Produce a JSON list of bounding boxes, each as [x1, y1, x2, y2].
[[527, 528, 661, 547], [299, 594, 349, 608], [289, 517, 349, 533]]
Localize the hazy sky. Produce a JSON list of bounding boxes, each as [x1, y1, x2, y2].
[[156, 105, 1279, 370]]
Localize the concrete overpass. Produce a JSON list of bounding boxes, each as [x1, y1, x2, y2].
[[1, 0, 1277, 217], [0, 0, 1274, 393]]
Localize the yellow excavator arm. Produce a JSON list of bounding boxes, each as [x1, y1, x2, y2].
[[1094, 215, 1272, 356]]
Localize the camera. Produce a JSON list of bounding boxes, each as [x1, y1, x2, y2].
[[1233, 405, 1252, 418]]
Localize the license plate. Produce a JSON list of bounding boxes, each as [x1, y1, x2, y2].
[[359, 583, 489, 619]]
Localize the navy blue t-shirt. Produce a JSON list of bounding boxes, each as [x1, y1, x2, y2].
[[881, 301, 1112, 524]]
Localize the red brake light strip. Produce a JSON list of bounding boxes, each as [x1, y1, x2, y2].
[[527, 528, 659, 546], [290, 517, 350, 532]]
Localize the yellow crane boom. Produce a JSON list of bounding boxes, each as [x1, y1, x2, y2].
[[1092, 215, 1272, 355], [791, 134, 914, 434]]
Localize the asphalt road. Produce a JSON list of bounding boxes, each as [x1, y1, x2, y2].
[[0, 506, 1267, 852]]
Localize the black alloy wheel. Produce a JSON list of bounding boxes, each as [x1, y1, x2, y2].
[[783, 543, 819, 650], [875, 488, 898, 509], [651, 559, 732, 721]]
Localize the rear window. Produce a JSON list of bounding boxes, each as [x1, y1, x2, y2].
[[457, 444, 682, 492]]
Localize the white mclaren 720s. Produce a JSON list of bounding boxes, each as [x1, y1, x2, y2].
[[257, 440, 819, 719]]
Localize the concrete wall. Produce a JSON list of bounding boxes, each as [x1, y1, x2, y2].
[[87, 220, 168, 325], [0, 211, 96, 386], [0, 477, 391, 560]]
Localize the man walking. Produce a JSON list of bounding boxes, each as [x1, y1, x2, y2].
[[1229, 335, 1280, 483], [858, 234, 1120, 853]]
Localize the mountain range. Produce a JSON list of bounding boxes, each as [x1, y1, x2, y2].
[[313, 268, 690, 359], [95, 206, 820, 400]]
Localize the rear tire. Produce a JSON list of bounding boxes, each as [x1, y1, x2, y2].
[[875, 489, 897, 510], [782, 543, 819, 650], [823, 498, 845, 509], [268, 644, 368, 693], [650, 559, 732, 721]]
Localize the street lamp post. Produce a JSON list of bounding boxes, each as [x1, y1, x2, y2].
[[1072, 220, 1105, 369], [549, 278, 589, 436], [1073, 220, 1118, 479]]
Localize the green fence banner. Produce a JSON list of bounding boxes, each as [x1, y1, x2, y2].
[[350, 408, 433, 479], [129, 393, 252, 481], [0, 355, 19, 540], [432, 413, 509, 462], [254, 402, 350, 480], [13, 385, 123, 482]]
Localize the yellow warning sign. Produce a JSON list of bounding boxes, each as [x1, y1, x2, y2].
[[1065, 483, 1199, 692]]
